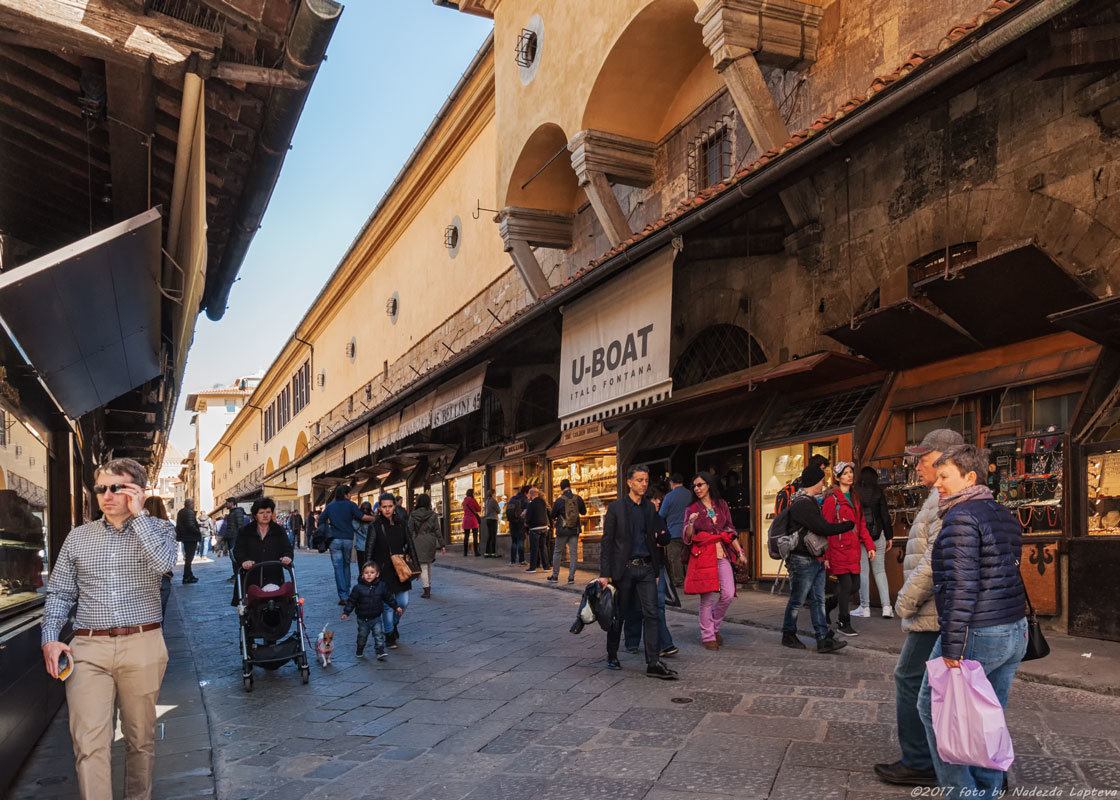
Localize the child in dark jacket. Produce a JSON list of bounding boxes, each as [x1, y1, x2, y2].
[[341, 562, 402, 660]]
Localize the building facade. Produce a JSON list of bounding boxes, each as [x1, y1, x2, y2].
[[186, 376, 260, 514], [211, 0, 1120, 642]]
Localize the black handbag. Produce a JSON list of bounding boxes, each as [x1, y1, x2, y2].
[[1018, 569, 1050, 662]]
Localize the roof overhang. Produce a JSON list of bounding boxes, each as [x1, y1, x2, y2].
[[824, 300, 979, 369], [0, 208, 163, 420], [1048, 296, 1120, 352]]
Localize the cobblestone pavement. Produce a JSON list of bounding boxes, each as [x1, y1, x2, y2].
[[51, 551, 1120, 799]]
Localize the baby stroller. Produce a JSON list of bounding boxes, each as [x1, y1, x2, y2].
[[235, 560, 310, 692]]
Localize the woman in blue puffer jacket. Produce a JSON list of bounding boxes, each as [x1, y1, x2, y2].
[[916, 444, 1026, 798]]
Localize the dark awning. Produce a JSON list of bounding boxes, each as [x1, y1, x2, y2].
[[824, 300, 978, 369], [914, 241, 1096, 349], [0, 208, 163, 420], [1048, 296, 1120, 351]]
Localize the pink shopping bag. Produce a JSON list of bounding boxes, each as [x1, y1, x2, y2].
[[925, 658, 1015, 771]]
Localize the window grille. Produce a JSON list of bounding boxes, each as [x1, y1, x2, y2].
[[515, 28, 538, 68], [687, 114, 734, 196], [763, 385, 881, 441], [672, 324, 766, 391], [444, 224, 459, 250]]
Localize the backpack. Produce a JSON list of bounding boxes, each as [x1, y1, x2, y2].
[[774, 483, 796, 516], [767, 499, 828, 560], [561, 494, 581, 529], [505, 495, 522, 524]]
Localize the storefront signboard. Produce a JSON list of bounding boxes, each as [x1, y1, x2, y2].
[[503, 440, 528, 458], [432, 363, 488, 428], [558, 421, 606, 447], [558, 249, 674, 429]]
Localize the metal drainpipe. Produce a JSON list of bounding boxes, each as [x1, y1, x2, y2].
[[202, 0, 343, 320]]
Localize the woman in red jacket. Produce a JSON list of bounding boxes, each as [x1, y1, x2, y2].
[[461, 489, 482, 557], [822, 462, 876, 637], [683, 472, 742, 650]]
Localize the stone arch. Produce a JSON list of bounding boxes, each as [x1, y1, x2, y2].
[[266, 457, 275, 475], [672, 323, 767, 390], [505, 122, 581, 212], [581, 0, 713, 142], [293, 430, 308, 459], [515, 375, 559, 432], [278, 447, 290, 469]]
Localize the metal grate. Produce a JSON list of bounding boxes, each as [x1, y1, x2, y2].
[[444, 224, 459, 250], [686, 114, 734, 196], [515, 28, 539, 68], [672, 324, 766, 391], [763, 384, 881, 441]]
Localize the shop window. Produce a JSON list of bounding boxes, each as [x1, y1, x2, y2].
[[515, 375, 559, 432], [0, 413, 48, 616], [1088, 446, 1120, 535], [766, 385, 880, 441], [550, 448, 617, 538], [672, 324, 766, 391]]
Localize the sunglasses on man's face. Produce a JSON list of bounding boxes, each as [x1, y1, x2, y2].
[[93, 484, 128, 495]]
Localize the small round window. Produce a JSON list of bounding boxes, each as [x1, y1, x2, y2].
[[517, 14, 543, 85], [386, 291, 400, 325], [445, 216, 462, 259]]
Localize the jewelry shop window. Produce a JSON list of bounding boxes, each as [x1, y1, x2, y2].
[[0, 411, 49, 617]]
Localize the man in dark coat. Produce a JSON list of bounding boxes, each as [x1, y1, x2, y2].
[[598, 464, 677, 680], [175, 499, 201, 584], [287, 510, 304, 550]]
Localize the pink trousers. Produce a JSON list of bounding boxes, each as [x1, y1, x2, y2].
[[698, 557, 735, 643]]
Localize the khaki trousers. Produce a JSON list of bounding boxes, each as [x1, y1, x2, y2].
[[66, 628, 169, 800]]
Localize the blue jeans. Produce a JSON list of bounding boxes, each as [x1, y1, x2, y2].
[[509, 527, 525, 564], [199, 536, 210, 558], [624, 567, 674, 652], [356, 616, 385, 653], [328, 539, 353, 601], [382, 590, 409, 636], [782, 554, 830, 641], [895, 631, 939, 771], [918, 618, 1028, 798]]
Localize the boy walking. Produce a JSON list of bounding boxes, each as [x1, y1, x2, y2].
[[341, 562, 402, 660]]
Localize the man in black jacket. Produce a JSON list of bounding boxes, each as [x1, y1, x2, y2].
[[780, 464, 854, 653], [548, 479, 586, 583], [175, 499, 201, 584], [598, 464, 677, 680], [524, 487, 550, 573]]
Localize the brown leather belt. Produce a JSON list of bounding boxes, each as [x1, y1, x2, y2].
[[73, 622, 162, 637]]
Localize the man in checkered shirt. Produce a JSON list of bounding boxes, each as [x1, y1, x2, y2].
[[41, 457, 177, 800]]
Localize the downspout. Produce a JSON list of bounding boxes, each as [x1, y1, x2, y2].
[[166, 72, 203, 260], [202, 0, 343, 320]]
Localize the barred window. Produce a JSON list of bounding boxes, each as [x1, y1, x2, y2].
[[672, 324, 766, 391], [687, 115, 734, 196]]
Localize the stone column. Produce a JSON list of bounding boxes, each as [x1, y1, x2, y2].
[[568, 130, 656, 247], [497, 206, 575, 301]]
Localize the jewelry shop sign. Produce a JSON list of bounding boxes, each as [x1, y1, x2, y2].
[[558, 248, 674, 430]]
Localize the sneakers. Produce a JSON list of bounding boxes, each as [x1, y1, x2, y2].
[[546, 576, 558, 582], [817, 636, 848, 654], [356, 647, 365, 659], [873, 761, 937, 787], [625, 647, 640, 654], [376, 649, 387, 661], [837, 622, 859, 636], [851, 606, 871, 618], [567, 577, 576, 584], [646, 661, 679, 680], [660, 646, 679, 657], [781, 632, 807, 650], [882, 604, 894, 618], [605, 659, 622, 670]]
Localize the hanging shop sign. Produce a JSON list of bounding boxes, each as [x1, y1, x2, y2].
[[558, 249, 674, 429], [558, 421, 606, 447], [503, 440, 528, 458], [432, 363, 488, 428]]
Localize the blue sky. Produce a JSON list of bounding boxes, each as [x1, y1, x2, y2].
[[170, 3, 493, 455]]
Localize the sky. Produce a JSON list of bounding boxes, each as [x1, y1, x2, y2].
[[168, 3, 493, 456]]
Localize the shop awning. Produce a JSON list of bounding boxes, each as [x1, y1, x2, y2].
[[644, 394, 770, 446], [447, 445, 503, 477], [393, 392, 436, 443], [432, 362, 489, 428], [558, 248, 675, 429], [344, 428, 369, 465], [369, 413, 401, 454], [1048, 296, 1120, 351], [915, 241, 1096, 349], [823, 300, 979, 369], [0, 208, 163, 420], [758, 383, 883, 443]]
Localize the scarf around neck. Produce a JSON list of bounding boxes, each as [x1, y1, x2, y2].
[[937, 485, 993, 517]]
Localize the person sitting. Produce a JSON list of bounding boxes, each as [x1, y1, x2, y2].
[[231, 497, 292, 606]]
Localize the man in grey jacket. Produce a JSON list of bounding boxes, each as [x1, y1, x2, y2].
[[873, 429, 963, 787]]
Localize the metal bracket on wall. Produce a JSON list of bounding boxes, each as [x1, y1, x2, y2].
[[472, 199, 501, 220]]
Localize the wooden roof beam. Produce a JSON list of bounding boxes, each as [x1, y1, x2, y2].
[[106, 61, 155, 220], [0, 102, 111, 171], [0, 0, 222, 82]]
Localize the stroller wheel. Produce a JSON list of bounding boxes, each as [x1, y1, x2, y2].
[[300, 666, 310, 685], [243, 674, 253, 692]]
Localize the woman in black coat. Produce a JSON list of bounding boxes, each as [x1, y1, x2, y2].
[[232, 497, 293, 605], [365, 492, 413, 646], [855, 466, 894, 617]]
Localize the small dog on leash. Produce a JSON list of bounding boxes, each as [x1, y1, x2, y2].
[[316, 624, 334, 667]]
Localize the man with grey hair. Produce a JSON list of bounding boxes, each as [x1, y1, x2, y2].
[[42, 457, 177, 800], [873, 429, 964, 788]]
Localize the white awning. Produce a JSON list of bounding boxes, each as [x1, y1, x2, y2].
[[392, 392, 436, 443], [432, 362, 488, 428], [0, 208, 163, 420], [344, 428, 369, 465], [369, 413, 401, 453], [558, 247, 675, 429]]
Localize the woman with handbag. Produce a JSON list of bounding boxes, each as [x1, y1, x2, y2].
[[682, 472, 742, 650], [914, 445, 1027, 798], [409, 493, 445, 599], [365, 492, 415, 648]]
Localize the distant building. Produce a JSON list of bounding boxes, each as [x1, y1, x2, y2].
[[185, 376, 260, 513]]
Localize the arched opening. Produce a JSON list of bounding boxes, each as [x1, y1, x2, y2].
[[266, 457, 275, 475], [582, 0, 714, 142], [672, 324, 767, 390], [293, 431, 308, 459], [505, 122, 581, 212], [516, 375, 559, 432], [278, 447, 290, 469]]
